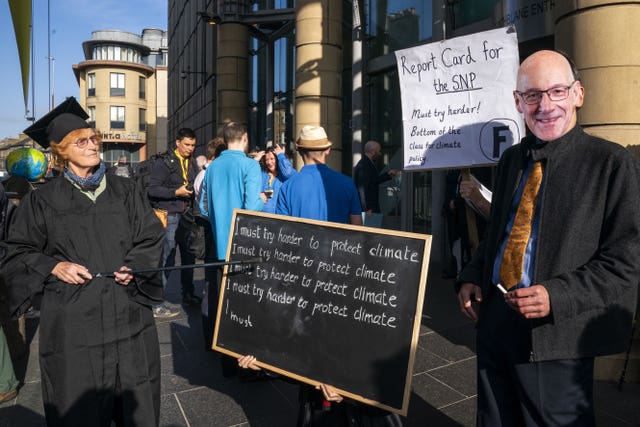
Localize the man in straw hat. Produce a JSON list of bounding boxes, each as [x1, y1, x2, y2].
[[258, 127, 404, 424], [276, 125, 362, 225]]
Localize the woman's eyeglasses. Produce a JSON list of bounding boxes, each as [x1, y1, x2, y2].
[[73, 135, 99, 148]]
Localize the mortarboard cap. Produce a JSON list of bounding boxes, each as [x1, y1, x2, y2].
[[23, 97, 91, 149]]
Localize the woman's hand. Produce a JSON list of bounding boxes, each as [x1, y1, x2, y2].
[[317, 384, 343, 403], [238, 355, 262, 371], [51, 261, 92, 285], [113, 266, 134, 286], [273, 145, 285, 156], [251, 150, 266, 162]]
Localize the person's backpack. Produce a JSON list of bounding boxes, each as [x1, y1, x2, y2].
[[133, 152, 172, 204]]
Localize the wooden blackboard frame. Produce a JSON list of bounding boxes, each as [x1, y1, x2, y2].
[[212, 209, 431, 416]]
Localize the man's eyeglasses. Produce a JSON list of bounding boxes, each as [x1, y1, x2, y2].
[[515, 81, 578, 105], [73, 135, 99, 148]]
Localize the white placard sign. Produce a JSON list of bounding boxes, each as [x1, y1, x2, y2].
[[395, 27, 524, 170]]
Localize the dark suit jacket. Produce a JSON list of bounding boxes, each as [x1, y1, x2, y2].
[[458, 125, 640, 361], [353, 157, 392, 213]]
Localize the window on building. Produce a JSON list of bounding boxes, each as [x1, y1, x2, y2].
[[139, 76, 146, 99], [102, 143, 140, 165], [367, 1, 433, 57], [110, 73, 125, 96], [249, 33, 296, 149], [88, 106, 96, 128], [93, 44, 142, 63], [452, 0, 499, 29], [139, 108, 146, 131], [110, 106, 125, 129], [364, 68, 427, 232], [88, 73, 96, 97]]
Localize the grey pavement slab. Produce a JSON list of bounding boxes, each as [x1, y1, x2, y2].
[[1, 262, 639, 426]]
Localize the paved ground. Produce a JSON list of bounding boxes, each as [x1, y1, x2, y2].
[[1, 262, 638, 426]]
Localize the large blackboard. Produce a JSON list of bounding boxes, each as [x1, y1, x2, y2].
[[213, 210, 431, 415]]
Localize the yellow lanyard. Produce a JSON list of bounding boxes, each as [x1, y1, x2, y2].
[[174, 150, 189, 184]]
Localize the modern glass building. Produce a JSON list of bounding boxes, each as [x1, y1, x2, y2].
[[73, 29, 169, 165], [167, 0, 640, 265]]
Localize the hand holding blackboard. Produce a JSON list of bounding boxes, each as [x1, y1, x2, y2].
[[214, 210, 432, 416], [237, 355, 261, 371], [237, 353, 344, 404]]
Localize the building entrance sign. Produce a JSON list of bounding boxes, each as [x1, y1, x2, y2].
[[495, 0, 556, 42], [102, 131, 144, 143]]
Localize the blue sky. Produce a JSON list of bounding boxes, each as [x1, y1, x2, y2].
[[0, 0, 167, 139]]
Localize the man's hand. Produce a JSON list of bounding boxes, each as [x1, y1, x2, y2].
[[459, 180, 481, 204], [388, 169, 400, 177], [457, 282, 482, 322], [52, 262, 92, 285], [175, 184, 193, 198], [349, 214, 363, 226], [505, 285, 551, 318]]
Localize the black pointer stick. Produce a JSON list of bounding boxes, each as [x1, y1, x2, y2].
[[94, 257, 263, 278]]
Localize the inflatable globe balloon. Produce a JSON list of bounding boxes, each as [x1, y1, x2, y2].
[[6, 148, 47, 181]]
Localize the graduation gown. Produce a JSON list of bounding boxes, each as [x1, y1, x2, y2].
[[0, 175, 164, 426]]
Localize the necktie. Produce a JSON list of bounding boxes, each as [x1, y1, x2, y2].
[[499, 161, 543, 290]]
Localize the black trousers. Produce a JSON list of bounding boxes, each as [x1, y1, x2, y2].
[[202, 262, 237, 377], [201, 222, 218, 351], [476, 290, 595, 427]]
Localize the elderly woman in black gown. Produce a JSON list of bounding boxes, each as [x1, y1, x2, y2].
[[1, 98, 164, 426]]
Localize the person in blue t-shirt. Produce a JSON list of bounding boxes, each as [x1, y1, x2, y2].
[[276, 126, 362, 225], [251, 127, 402, 426]]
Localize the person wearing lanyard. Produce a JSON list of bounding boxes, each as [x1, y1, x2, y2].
[[456, 50, 640, 426], [147, 128, 202, 317]]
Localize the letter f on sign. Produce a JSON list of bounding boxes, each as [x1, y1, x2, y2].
[[492, 125, 509, 158]]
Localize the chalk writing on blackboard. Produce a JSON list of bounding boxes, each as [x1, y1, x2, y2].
[[213, 210, 431, 416]]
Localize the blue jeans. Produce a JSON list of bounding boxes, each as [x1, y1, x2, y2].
[[162, 213, 195, 297]]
